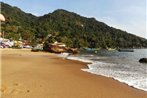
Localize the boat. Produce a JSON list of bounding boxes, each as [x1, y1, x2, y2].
[[83, 48, 100, 51], [118, 49, 134, 52]]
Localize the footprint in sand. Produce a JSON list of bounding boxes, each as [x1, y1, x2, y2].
[[10, 83, 23, 95], [1, 85, 7, 93], [1, 83, 31, 96], [1, 84, 20, 95], [14, 83, 19, 86], [10, 89, 20, 95]]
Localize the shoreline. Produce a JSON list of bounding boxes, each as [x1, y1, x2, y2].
[[1, 49, 147, 98], [81, 63, 147, 92], [65, 51, 147, 92], [67, 58, 147, 92]]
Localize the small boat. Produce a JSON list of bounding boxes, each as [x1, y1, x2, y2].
[[118, 49, 134, 52], [83, 48, 100, 51]]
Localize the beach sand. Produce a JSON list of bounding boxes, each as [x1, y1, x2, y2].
[[1, 49, 147, 98]]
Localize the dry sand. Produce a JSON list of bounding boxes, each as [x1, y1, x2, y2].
[[1, 49, 147, 98]]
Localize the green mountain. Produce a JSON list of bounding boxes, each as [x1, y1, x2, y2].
[[1, 2, 38, 41], [1, 2, 147, 48]]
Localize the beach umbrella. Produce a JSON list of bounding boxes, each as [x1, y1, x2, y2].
[[0, 14, 5, 21]]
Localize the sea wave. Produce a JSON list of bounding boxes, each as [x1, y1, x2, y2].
[[65, 54, 147, 91], [57, 53, 93, 63], [82, 61, 147, 91]]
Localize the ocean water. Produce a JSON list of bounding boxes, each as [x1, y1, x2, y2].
[[62, 49, 147, 91]]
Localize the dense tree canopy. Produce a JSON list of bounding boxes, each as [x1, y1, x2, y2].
[[1, 2, 147, 48]]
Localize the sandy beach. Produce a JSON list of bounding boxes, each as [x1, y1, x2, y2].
[[1, 49, 147, 98]]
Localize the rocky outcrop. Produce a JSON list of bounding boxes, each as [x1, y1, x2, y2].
[[66, 48, 80, 54], [47, 44, 67, 53], [31, 44, 43, 52], [43, 43, 79, 54], [139, 58, 147, 63]]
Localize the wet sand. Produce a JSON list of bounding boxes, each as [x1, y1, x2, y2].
[[1, 49, 147, 98]]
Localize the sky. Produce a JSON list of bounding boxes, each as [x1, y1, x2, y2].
[[1, 0, 147, 39]]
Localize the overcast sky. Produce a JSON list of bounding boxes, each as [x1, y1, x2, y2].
[[1, 0, 147, 39]]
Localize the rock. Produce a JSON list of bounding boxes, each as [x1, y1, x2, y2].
[[43, 42, 80, 54], [43, 43, 66, 53], [139, 58, 147, 63], [31, 48, 40, 52], [66, 48, 80, 54], [31, 44, 43, 52], [50, 45, 66, 53]]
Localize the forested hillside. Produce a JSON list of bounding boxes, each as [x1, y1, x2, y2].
[[1, 2, 147, 48]]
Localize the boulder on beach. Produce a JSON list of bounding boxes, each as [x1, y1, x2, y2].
[[31, 44, 43, 52], [66, 48, 80, 54], [43, 43, 66, 53], [50, 45, 66, 53], [139, 58, 147, 63], [43, 42, 80, 54]]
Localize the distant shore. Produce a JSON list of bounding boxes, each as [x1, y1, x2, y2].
[[1, 49, 147, 98]]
